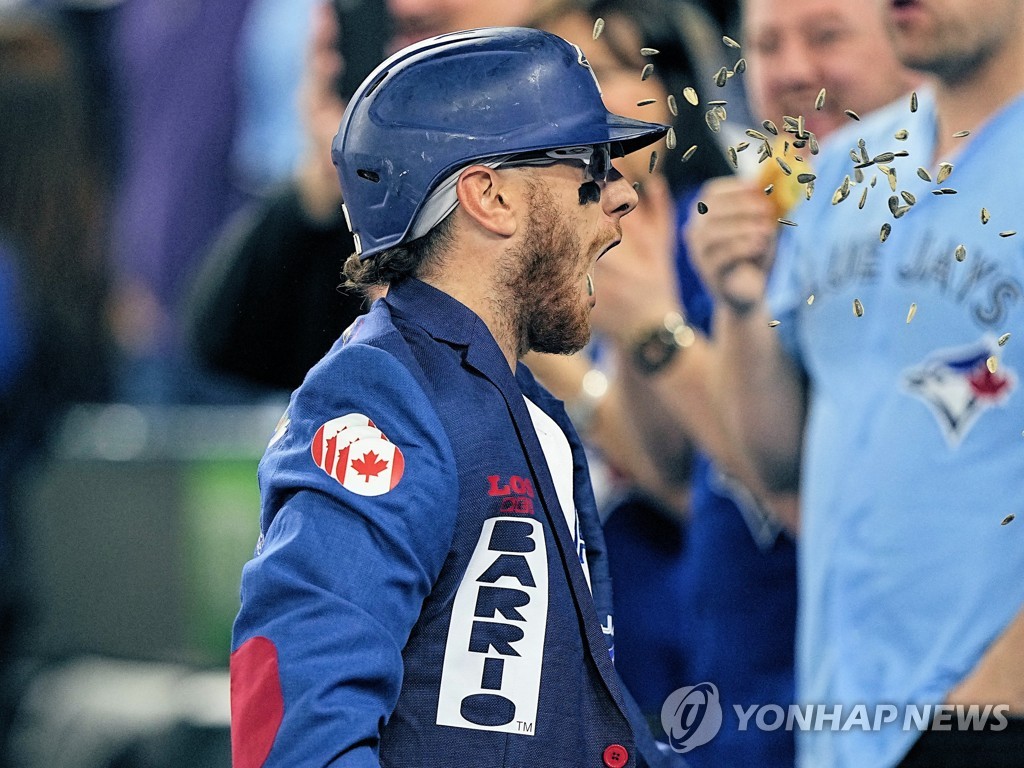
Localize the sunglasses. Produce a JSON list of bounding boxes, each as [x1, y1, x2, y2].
[[499, 144, 615, 183]]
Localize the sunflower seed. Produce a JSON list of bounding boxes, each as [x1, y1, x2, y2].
[[797, 172, 816, 183], [1000, 230, 1017, 238], [814, 88, 826, 111], [937, 162, 954, 183], [809, 135, 820, 155], [1001, 513, 1016, 526], [894, 204, 911, 219], [641, 63, 654, 81], [681, 144, 698, 162], [641, 47, 659, 56], [714, 67, 729, 87], [953, 130, 970, 138], [910, 91, 918, 112], [987, 356, 998, 373], [845, 109, 861, 121], [764, 183, 774, 195], [853, 298, 864, 317], [841, 175, 851, 196], [782, 140, 790, 155], [870, 175, 878, 188], [713, 104, 728, 121], [649, 150, 659, 173], [999, 333, 1011, 346], [637, 98, 657, 106], [723, 35, 741, 49], [901, 190, 917, 206], [666, 126, 677, 149], [797, 114, 806, 138], [955, 244, 967, 262], [807, 294, 815, 305], [873, 152, 896, 164], [768, 320, 781, 327], [593, 17, 605, 39], [793, 138, 807, 149], [734, 57, 747, 74], [705, 109, 721, 132], [895, 129, 909, 141], [939, 187, 957, 194], [736, 141, 750, 152], [880, 223, 891, 242], [850, 149, 863, 164], [981, 207, 991, 224], [776, 157, 793, 176], [707, 99, 727, 106], [854, 167, 865, 184], [761, 140, 773, 157], [917, 167, 932, 182], [832, 186, 848, 205], [858, 187, 869, 209], [783, 115, 799, 129], [728, 145, 738, 168], [763, 119, 779, 135], [894, 150, 910, 157], [633, 181, 641, 192], [888, 195, 900, 216], [778, 218, 797, 227], [805, 180, 815, 200], [697, 200, 708, 214], [683, 86, 699, 106], [906, 302, 917, 323], [858, 138, 869, 163], [666, 95, 678, 117], [746, 128, 768, 141]]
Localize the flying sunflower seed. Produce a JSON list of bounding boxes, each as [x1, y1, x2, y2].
[[845, 109, 861, 121], [853, 298, 864, 317], [987, 356, 999, 373], [667, 94, 678, 116], [1000, 230, 1017, 238], [681, 144, 698, 162], [783, 115, 799, 129], [1001, 514, 1016, 526], [736, 141, 750, 152], [714, 67, 728, 87], [648, 150, 659, 173], [809, 135, 820, 155], [910, 91, 918, 112], [841, 175, 851, 196], [807, 294, 815, 305], [805, 180, 815, 200], [761, 140, 774, 157], [894, 150, 910, 158], [683, 86, 699, 106], [936, 187, 958, 195], [640, 47, 659, 56], [734, 57, 747, 74], [637, 98, 657, 107], [641, 63, 654, 81], [952, 130, 970, 138], [768, 320, 781, 327], [776, 157, 793, 176], [901, 190, 917, 206], [894, 205, 911, 219], [632, 181, 641, 192], [593, 17, 605, 39], [797, 114, 806, 139], [782, 140, 791, 155], [793, 138, 807, 149], [880, 223, 892, 242], [832, 186, 849, 205], [707, 99, 727, 106], [778, 218, 798, 227], [797, 172, 816, 184], [763, 119, 779, 135], [895, 129, 909, 141], [850, 149, 862, 164], [858, 138, 869, 163], [981, 207, 991, 224], [705, 109, 721, 132], [815, 88, 826, 111], [764, 183, 775, 195], [906, 302, 917, 323], [696, 200, 708, 214], [870, 175, 878, 188], [713, 104, 728, 121], [885, 168, 898, 192], [888, 195, 900, 216], [728, 145, 738, 168], [723, 35, 741, 49], [998, 332, 1011, 346], [955, 244, 967, 262], [666, 127, 677, 150], [917, 167, 932, 182], [937, 162, 954, 183], [746, 129, 768, 142], [854, 167, 865, 184], [858, 187, 869, 209], [873, 152, 896, 164]]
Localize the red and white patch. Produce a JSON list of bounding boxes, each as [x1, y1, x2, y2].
[[311, 415, 404, 496]]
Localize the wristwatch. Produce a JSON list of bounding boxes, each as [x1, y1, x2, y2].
[[631, 311, 696, 375]]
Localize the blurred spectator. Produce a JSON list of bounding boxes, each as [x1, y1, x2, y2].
[[0, 10, 113, 762]]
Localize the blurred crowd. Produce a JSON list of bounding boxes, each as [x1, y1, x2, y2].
[[2, 0, 1022, 767]]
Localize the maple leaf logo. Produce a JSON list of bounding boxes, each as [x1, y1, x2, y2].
[[351, 450, 388, 482]]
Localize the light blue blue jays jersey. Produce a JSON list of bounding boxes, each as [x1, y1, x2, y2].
[[769, 89, 1024, 768]]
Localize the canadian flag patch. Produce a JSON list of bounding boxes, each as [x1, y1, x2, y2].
[[311, 413, 405, 496]]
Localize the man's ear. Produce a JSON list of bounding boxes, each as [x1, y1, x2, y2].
[[455, 166, 518, 238]]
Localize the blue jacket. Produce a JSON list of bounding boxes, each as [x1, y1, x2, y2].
[[231, 278, 679, 768]]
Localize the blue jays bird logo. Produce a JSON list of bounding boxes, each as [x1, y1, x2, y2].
[[902, 337, 1016, 447]]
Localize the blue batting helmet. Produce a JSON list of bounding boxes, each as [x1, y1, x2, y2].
[[332, 26, 670, 259]]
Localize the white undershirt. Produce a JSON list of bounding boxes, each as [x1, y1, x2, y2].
[[524, 397, 591, 591]]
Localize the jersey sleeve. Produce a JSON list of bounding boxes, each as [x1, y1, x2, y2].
[[230, 341, 459, 768]]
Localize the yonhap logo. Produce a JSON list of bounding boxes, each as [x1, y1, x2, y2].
[[661, 683, 723, 753]]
